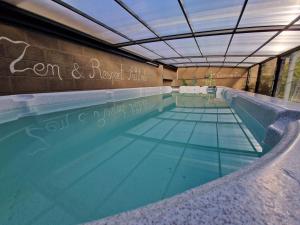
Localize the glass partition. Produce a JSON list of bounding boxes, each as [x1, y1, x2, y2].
[[257, 58, 277, 95], [248, 65, 259, 92], [275, 51, 300, 102]]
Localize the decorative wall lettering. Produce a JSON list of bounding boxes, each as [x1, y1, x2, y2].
[[0, 36, 63, 80], [71, 63, 84, 79], [0, 36, 148, 83]]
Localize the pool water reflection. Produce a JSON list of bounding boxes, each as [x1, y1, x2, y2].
[[0, 93, 265, 225]]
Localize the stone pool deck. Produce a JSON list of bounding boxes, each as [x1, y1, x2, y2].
[[84, 87, 300, 225]]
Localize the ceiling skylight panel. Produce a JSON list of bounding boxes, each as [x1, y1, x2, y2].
[[166, 38, 201, 56], [63, 0, 155, 40], [239, 0, 300, 27], [177, 63, 210, 67], [158, 59, 177, 64], [206, 57, 226, 62], [237, 63, 253, 67], [174, 58, 192, 63], [225, 56, 246, 62], [142, 41, 181, 58], [209, 63, 228, 67], [257, 31, 300, 55], [121, 45, 160, 60], [7, 0, 128, 44], [243, 57, 268, 63], [190, 57, 207, 63], [183, 0, 244, 32], [121, 0, 190, 36], [196, 35, 231, 55], [227, 32, 276, 55]]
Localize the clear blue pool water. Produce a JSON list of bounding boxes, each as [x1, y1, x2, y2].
[[0, 93, 265, 225]]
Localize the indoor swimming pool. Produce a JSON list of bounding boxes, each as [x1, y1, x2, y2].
[[0, 92, 266, 225]]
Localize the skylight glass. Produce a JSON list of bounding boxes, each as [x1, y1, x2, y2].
[[206, 57, 226, 62], [176, 63, 210, 67], [63, 0, 155, 40], [121, 0, 190, 36], [121, 45, 160, 60], [239, 0, 300, 27], [244, 57, 268, 63], [227, 32, 277, 55], [183, 0, 244, 32], [257, 31, 300, 55], [142, 41, 181, 58], [225, 57, 246, 62], [237, 63, 253, 67], [190, 58, 208, 63], [158, 59, 177, 64], [166, 38, 201, 56], [8, 0, 129, 44], [174, 58, 192, 63], [209, 63, 231, 67], [196, 35, 231, 55]]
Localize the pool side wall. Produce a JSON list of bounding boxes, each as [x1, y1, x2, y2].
[[0, 86, 172, 124]]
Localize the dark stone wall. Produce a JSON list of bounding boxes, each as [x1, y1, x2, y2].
[[0, 22, 163, 95]]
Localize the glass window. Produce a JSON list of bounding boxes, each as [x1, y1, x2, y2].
[[63, 0, 155, 40], [239, 0, 300, 27], [248, 65, 259, 92], [257, 58, 277, 95], [166, 38, 201, 56], [122, 0, 190, 36], [257, 31, 300, 55], [276, 52, 300, 102], [183, 0, 244, 32], [121, 45, 160, 60], [196, 35, 231, 55], [228, 32, 276, 55]]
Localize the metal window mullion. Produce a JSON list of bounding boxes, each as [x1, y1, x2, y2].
[[177, 0, 206, 64], [254, 64, 262, 93], [223, 0, 248, 70], [271, 57, 283, 96], [114, 0, 188, 61]]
